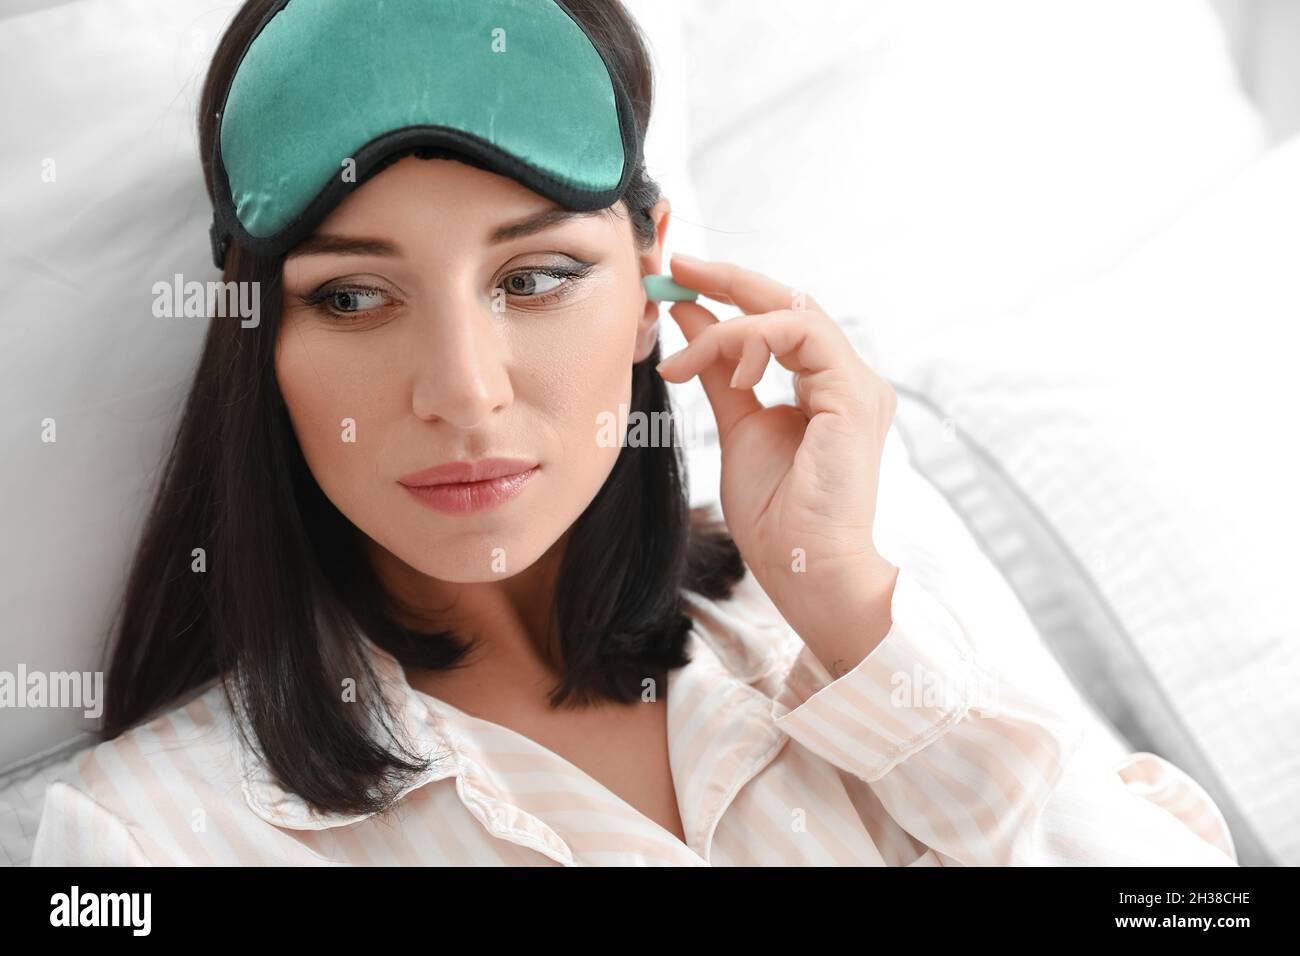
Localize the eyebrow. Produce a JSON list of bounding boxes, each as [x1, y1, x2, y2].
[[488, 207, 604, 244], [287, 208, 605, 259], [286, 235, 398, 259]]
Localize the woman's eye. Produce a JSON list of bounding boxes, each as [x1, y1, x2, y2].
[[499, 265, 592, 302], [298, 284, 392, 319], [503, 271, 562, 296], [325, 287, 388, 314]]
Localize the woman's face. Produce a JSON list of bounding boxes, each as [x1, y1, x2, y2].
[[276, 155, 669, 586]]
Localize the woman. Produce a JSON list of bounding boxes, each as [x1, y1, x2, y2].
[[31, 0, 1237, 866]]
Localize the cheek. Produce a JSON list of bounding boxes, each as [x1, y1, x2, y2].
[[517, 284, 641, 461], [274, 323, 397, 505]]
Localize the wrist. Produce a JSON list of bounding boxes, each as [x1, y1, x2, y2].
[[790, 554, 899, 678]]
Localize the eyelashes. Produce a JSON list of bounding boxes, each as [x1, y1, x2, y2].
[[296, 282, 394, 321], [296, 262, 596, 322], [499, 264, 594, 304], [298, 285, 388, 316]]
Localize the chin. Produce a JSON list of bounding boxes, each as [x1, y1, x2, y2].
[[391, 534, 547, 583]]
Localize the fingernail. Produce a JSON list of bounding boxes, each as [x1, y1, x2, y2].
[[671, 251, 701, 263]]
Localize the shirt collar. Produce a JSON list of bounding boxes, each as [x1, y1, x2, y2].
[[238, 586, 795, 865]]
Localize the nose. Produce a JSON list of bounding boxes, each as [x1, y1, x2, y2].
[[409, 286, 514, 428]]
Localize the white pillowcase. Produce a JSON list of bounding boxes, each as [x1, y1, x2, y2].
[[1, 0, 237, 771], [887, 133, 1300, 864], [677, 0, 1266, 381]]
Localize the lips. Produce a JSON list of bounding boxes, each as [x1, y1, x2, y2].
[[397, 457, 539, 487], [398, 458, 541, 516]]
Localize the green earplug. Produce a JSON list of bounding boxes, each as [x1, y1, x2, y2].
[[642, 274, 699, 302]]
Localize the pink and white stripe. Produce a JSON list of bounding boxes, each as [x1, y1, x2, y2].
[[29, 565, 1238, 867]]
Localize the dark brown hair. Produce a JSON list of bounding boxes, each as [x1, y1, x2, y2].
[[98, 0, 744, 818]]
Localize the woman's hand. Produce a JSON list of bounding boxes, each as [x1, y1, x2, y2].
[[655, 253, 900, 674]]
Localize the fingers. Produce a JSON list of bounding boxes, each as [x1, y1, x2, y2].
[[658, 309, 844, 381], [656, 255, 869, 441], [658, 300, 762, 443], [730, 333, 770, 389], [668, 254, 823, 317], [792, 370, 812, 415]]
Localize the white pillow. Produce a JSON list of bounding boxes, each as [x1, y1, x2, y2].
[[677, 0, 1267, 381], [881, 132, 1300, 865], [0, 0, 237, 771]]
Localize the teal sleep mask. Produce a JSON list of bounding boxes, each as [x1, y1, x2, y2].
[[207, 0, 641, 269]]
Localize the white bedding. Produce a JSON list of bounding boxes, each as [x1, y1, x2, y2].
[[878, 134, 1300, 865]]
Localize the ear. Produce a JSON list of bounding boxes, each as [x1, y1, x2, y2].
[[633, 196, 672, 364]]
